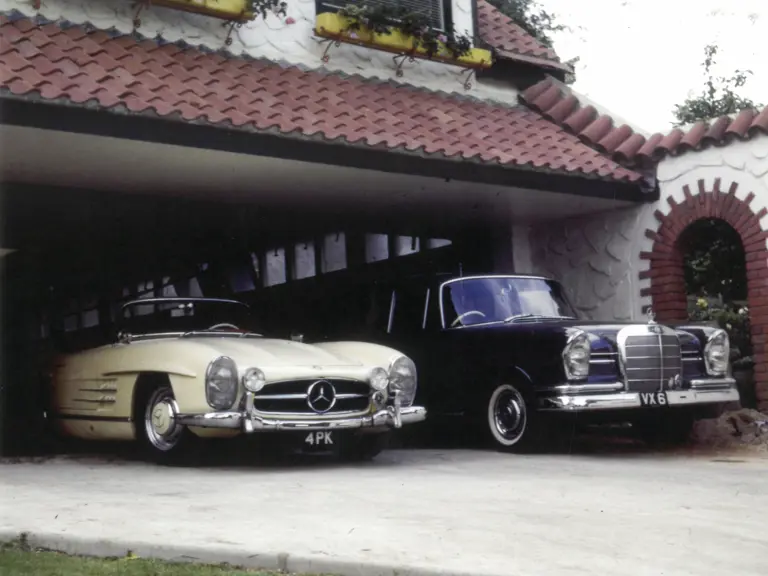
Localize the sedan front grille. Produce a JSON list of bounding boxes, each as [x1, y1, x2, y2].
[[252, 378, 371, 415], [618, 325, 683, 393]]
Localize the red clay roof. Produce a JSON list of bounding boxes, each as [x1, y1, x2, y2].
[[0, 15, 642, 184], [521, 78, 768, 167], [476, 0, 570, 72]]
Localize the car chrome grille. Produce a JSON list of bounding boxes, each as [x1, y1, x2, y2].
[[618, 325, 683, 393], [252, 379, 371, 415]]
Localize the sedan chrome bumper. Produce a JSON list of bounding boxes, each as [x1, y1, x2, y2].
[[539, 378, 739, 412], [176, 405, 427, 432]]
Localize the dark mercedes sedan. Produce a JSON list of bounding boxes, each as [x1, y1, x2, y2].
[[345, 274, 739, 451]]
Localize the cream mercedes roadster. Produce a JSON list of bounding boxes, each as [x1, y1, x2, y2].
[[49, 297, 426, 463]]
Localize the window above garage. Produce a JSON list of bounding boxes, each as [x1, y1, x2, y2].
[[319, 0, 450, 31], [314, 0, 493, 70]]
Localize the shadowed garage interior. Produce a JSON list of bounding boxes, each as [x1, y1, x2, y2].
[[0, 106, 647, 456]]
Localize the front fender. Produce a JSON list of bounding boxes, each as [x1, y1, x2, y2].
[[58, 342, 212, 416]]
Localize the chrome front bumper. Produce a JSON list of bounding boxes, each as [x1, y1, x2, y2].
[[539, 378, 739, 412], [177, 405, 427, 432]]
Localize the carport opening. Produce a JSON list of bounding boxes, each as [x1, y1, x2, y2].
[[2, 183, 509, 456], [679, 218, 755, 407]]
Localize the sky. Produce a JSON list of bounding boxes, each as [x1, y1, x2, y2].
[[540, 0, 767, 134]]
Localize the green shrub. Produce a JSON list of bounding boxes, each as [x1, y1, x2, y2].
[[688, 298, 752, 367]]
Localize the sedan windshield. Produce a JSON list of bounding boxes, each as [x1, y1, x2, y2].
[[442, 277, 578, 328]]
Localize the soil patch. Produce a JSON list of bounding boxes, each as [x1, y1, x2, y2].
[[692, 408, 768, 453]]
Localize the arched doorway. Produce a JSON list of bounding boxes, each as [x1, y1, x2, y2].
[[679, 218, 755, 407], [679, 219, 747, 305], [641, 178, 768, 411]]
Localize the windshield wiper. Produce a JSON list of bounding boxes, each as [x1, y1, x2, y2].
[[503, 314, 536, 323], [181, 330, 263, 338], [503, 314, 574, 323]]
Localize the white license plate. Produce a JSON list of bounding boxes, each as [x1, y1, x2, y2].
[[639, 391, 668, 407], [304, 431, 334, 447]]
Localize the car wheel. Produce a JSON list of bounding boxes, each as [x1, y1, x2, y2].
[[137, 384, 197, 465], [338, 433, 388, 462], [486, 383, 532, 451]]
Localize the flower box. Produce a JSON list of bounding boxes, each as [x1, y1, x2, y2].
[[314, 12, 493, 69], [150, 0, 255, 23]]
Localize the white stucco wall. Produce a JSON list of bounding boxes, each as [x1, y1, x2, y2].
[[526, 134, 768, 322], [2, 0, 523, 103], [527, 205, 647, 321]]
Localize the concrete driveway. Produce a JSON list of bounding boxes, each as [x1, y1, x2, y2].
[[1, 447, 767, 576]]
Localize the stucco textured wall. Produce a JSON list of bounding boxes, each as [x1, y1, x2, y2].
[[0, 0, 517, 102], [528, 206, 647, 321]]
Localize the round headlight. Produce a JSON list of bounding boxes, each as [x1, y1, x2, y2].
[[388, 355, 417, 407], [369, 367, 389, 391], [205, 356, 239, 411], [562, 330, 591, 380], [704, 329, 730, 376], [243, 367, 266, 392]]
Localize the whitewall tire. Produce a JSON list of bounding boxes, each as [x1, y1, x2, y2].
[[487, 384, 529, 449]]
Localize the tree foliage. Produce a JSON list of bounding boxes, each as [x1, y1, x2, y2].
[[672, 44, 762, 127], [679, 219, 747, 303], [485, 0, 564, 48], [485, 0, 579, 83]]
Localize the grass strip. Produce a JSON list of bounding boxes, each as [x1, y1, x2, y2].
[[0, 537, 332, 576]]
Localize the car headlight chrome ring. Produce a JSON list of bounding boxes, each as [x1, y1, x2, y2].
[[369, 367, 389, 391], [243, 367, 267, 393], [704, 329, 730, 376], [205, 356, 239, 411], [562, 329, 591, 381], [388, 355, 417, 407]]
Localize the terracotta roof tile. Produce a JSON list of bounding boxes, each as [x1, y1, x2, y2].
[[612, 133, 646, 163], [0, 15, 643, 185], [476, 0, 570, 72], [521, 78, 768, 166]]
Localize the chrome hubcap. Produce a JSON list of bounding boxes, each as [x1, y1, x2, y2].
[[151, 401, 174, 436], [144, 388, 183, 452], [493, 388, 526, 443]]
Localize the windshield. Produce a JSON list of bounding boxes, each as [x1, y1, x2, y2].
[[120, 298, 257, 336], [441, 277, 577, 328]]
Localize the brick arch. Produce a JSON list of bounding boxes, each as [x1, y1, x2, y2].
[[639, 178, 768, 409]]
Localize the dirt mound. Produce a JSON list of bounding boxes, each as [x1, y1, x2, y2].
[[692, 408, 768, 452]]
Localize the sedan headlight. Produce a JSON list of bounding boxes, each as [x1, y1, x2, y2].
[[369, 367, 389, 391], [243, 367, 266, 393], [388, 355, 417, 407], [205, 356, 239, 410], [704, 329, 730, 376], [562, 330, 591, 380]]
